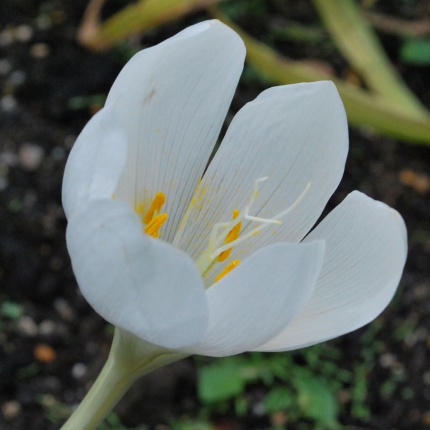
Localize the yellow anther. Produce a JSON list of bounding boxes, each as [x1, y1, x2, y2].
[[195, 178, 311, 278], [144, 213, 168, 238], [144, 192, 166, 224], [214, 260, 242, 283], [218, 209, 242, 262]]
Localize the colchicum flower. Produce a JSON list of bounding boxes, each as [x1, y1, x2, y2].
[[62, 19, 407, 413]]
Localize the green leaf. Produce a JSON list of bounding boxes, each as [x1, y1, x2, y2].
[[293, 370, 339, 429], [212, 9, 430, 146], [312, 0, 428, 117], [401, 39, 430, 65], [1, 301, 24, 319], [263, 387, 295, 414], [79, 0, 225, 51], [198, 363, 246, 404], [170, 419, 213, 430]]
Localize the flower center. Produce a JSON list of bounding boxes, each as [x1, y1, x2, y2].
[[214, 259, 242, 283], [141, 192, 168, 238], [217, 209, 242, 262], [143, 192, 166, 224], [194, 177, 311, 278], [144, 213, 168, 238], [140, 178, 310, 282]]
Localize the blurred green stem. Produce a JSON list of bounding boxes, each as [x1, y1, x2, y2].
[[212, 8, 430, 146], [60, 328, 186, 430], [79, 0, 224, 51], [312, 0, 429, 118]]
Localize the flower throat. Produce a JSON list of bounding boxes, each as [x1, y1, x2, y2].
[[139, 178, 310, 283]]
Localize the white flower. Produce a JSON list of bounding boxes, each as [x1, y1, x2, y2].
[[63, 20, 407, 358]]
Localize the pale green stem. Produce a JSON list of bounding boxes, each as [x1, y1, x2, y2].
[[60, 352, 135, 430], [60, 328, 188, 430]]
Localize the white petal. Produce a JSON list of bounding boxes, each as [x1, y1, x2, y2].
[[254, 191, 407, 352], [177, 81, 348, 283], [186, 241, 325, 357], [66, 199, 208, 349], [106, 20, 245, 242], [62, 106, 127, 219]]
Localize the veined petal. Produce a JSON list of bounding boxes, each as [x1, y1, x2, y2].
[[186, 241, 325, 357], [62, 105, 127, 219], [178, 81, 348, 278], [106, 20, 245, 242], [254, 191, 407, 352], [66, 199, 208, 349]]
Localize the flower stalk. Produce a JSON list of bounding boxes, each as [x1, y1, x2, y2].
[[60, 328, 187, 430]]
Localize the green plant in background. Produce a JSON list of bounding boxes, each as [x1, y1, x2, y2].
[[78, 0, 223, 51], [312, 0, 428, 118], [0, 300, 24, 319], [197, 348, 343, 429], [401, 38, 430, 65], [77, 0, 430, 146]]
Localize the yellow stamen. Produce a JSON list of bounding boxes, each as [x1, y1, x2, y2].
[[218, 209, 242, 262], [143, 192, 166, 224], [214, 260, 242, 283], [144, 213, 168, 238], [195, 179, 311, 277]]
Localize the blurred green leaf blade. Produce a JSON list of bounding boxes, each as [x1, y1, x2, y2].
[[401, 38, 430, 65], [212, 8, 430, 146], [293, 369, 340, 429], [312, 0, 428, 118], [198, 362, 246, 404]]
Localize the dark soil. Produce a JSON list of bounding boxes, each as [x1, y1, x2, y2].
[[1, 1, 429, 429]]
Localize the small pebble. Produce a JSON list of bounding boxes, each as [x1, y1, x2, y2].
[[9, 70, 26, 86], [19, 143, 44, 170], [15, 25, 33, 43], [38, 319, 56, 336], [34, 343, 57, 363], [400, 169, 430, 194], [72, 363, 87, 379], [30, 43, 50, 58], [17, 315, 38, 336], [1, 400, 22, 420], [54, 298, 75, 321], [0, 151, 18, 167], [379, 352, 396, 368], [252, 402, 266, 416], [1, 95, 17, 112]]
